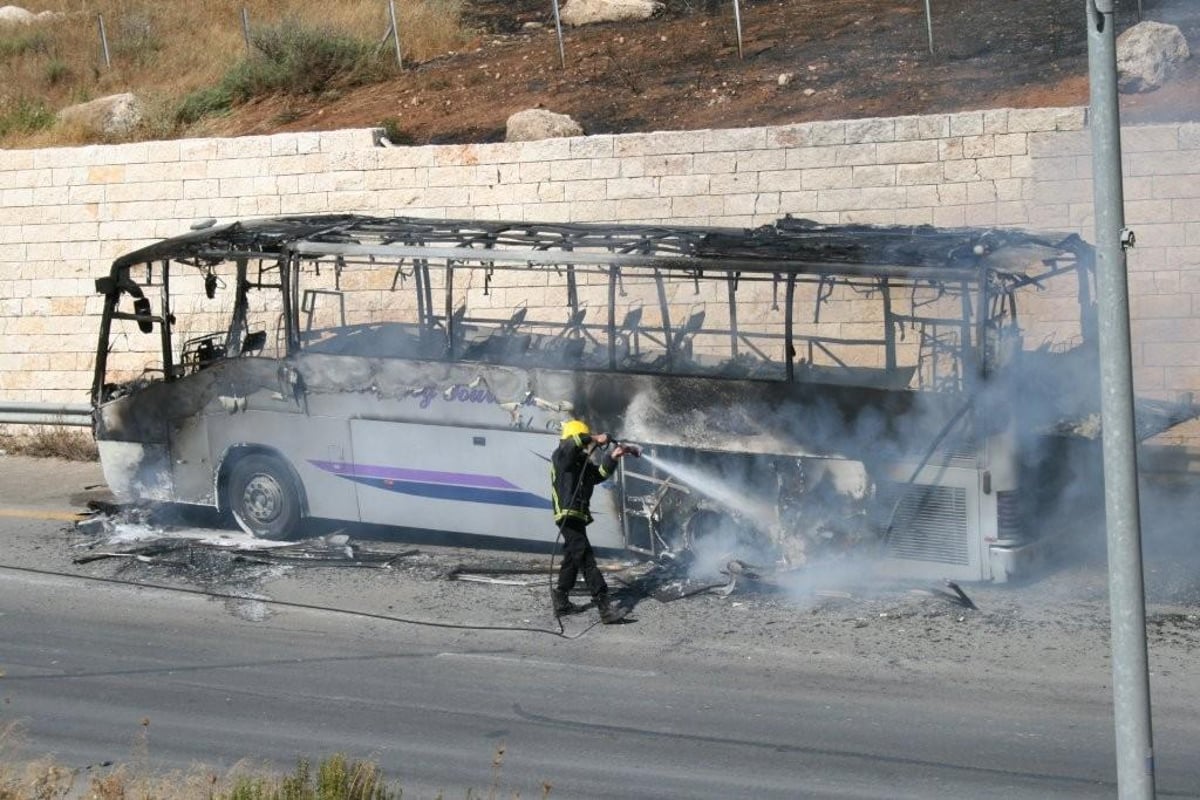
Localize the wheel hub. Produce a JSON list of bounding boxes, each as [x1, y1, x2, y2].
[[243, 474, 283, 524]]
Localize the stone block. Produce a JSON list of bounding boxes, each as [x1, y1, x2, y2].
[[1180, 123, 1200, 149], [710, 171, 758, 194], [966, 182, 997, 204], [896, 162, 941, 186], [671, 194, 723, 219], [817, 188, 865, 211], [735, 150, 785, 172], [87, 164, 125, 184], [1008, 107, 1065, 133], [993, 178, 1025, 201], [693, 151, 737, 174], [893, 116, 923, 141], [759, 170, 805, 192], [619, 157, 646, 178], [565, 180, 607, 202], [833, 143, 876, 166], [703, 127, 768, 152], [894, 207, 934, 225], [646, 153, 696, 176], [537, 182, 565, 202], [994, 201, 1030, 225], [766, 124, 814, 148], [570, 136, 615, 159], [612, 197, 668, 221], [807, 121, 847, 147], [949, 112, 985, 137], [785, 146, 839, 170], [1153, 174, 1200, 200], [606, 176, 658, 199], [0, 150, 35, 171], [1131, 291, 1193, 320], [852, 164, 897, 187], [1122, 125, 1182, 153], [845, 118, 895, 143], [549, 159, 592, 181], [932, 205, 966, 227], [918, 115, 950, 139], [660, 174, 710, 196], [1127, 150, 1198, 177], [778, 191, 818, 213], [1125, 198, 1175, 222], [519, 138, 572, 162], [802, 167, 852, 190], [876, 139, 939, 164], [942, 160, 980, 182], [961, 135, 995, 159], [982, 110, 1009, 134], [1145, 340, 1200, 366], [976, 157, 1012, 180]]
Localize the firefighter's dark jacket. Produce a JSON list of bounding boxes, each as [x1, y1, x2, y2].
[[551, 433, 618, 524]]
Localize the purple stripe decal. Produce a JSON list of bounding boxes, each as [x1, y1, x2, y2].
[[309, 460, 520, 490]]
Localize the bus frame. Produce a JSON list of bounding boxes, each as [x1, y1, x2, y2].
[[91, 214, 1127, 582]]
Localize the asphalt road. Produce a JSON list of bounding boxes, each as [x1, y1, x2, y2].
[[2, 455, 1199, 799]]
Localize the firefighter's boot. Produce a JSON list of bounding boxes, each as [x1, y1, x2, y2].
[[596, 594, 629, 624], [551, 588, 585, 617]]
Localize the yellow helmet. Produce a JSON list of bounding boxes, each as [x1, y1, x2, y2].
[[561, 419, 590, 440]]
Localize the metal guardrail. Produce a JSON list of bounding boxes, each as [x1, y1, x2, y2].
[[0, 402, 92, 427]]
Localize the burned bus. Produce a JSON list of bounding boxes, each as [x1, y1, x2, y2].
[[91, 214, 1182, 582]]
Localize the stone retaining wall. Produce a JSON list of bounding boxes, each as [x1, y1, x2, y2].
[[1, 107, 1198, 442]]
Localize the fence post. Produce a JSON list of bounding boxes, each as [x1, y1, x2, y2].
[[388, 0, 403, 69], [924, 0, 934, 54], [97, 14, 111, 68], [242, 7, 252, 53], [551, 0, 566, 69], [732, 0, 743, 60]]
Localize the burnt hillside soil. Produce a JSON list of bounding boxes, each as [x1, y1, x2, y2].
[[209, 0, 1200, 145]]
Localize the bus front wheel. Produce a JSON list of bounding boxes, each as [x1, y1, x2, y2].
[[227, 454, 302, 539]]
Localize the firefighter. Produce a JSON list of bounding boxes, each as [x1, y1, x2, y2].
[[551, 418, 637, 623]]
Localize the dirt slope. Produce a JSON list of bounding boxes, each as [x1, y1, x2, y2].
[[206, 0, 1200, 145]]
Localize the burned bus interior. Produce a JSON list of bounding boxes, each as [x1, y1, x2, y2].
[[92, 214, 1199, 582]]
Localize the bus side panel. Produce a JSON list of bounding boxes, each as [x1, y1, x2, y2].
[[206, 409, 361, 522], [344, 420, 624, 549]]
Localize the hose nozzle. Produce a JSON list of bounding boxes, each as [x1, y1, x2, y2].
[[613, 441, 642, 458]]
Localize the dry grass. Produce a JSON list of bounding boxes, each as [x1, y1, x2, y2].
[[0, 742, 543, 799], [0, 427, 98, 461], [0, 0, 468, 147], [1, 724, 400, 800]]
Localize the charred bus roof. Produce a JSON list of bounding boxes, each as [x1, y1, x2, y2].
[[108, 214, 1093, 285]]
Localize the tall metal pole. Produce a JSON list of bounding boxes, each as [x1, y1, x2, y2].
[[923, 0, 934, 54], [732, 0, 744, 60], [97, 14, 111, 68], [388, 0, 403, 69], [551, 0, 566, 69], [1086, 1, 1156, 797], [242, 7, 252, 53]]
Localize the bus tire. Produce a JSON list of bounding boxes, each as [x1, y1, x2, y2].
[[227, 453, 302, 539]]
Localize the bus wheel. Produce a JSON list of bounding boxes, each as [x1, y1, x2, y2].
[[227, 454, 301, 539]]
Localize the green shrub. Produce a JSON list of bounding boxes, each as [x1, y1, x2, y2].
[[174, 20, 387, 126], [0, 97, 55, 138], [248, 20, 383, 95], [222, 755, 396, 800], [0, 29, 50, 60], [174, 84, 234, 125], [43, 57, 69, 86]]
